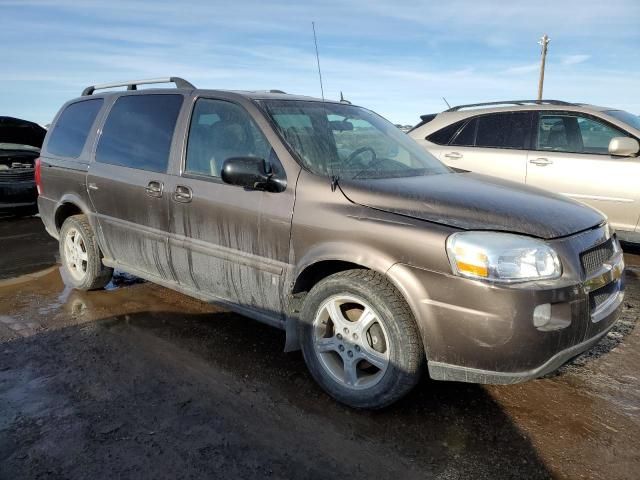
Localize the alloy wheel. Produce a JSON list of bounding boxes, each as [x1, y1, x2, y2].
[[312, 294, 390, 390], [64, 227, 89, 281]]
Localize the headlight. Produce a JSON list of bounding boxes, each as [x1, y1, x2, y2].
[[446, 232, 562, 283]]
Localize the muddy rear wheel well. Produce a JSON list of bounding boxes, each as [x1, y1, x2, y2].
[[55, 203, 83, 232], [292, 261, 368, 295]]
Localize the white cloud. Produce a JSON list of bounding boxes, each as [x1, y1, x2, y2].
[[503, 63, 540, 75], [1, 0, 638, 124], [561, 54, 591, 65]]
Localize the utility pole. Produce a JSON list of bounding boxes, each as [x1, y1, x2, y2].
[[537, 34, 550, 101]]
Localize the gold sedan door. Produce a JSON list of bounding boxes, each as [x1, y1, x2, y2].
[[526, 112, 640, 234]]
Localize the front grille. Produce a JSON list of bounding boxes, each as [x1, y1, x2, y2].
[[0, 169, 34, 182], [580, 238, 615, 276], [589, 280, 619, 311]]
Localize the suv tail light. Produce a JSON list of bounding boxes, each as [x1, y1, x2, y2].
[[35, 157, 42, 195]]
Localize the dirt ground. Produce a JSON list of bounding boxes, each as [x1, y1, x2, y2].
[[0, 217, 639, 479]]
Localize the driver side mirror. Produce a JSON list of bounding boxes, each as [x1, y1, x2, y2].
[[221, 157, 285, 192], [609, 137, 639, 157]]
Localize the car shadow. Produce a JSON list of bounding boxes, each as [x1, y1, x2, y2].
[[1, 300, 552, 479]]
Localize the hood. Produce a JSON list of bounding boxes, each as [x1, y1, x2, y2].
[[338, 172, 604, 240], [0, 116, 46, 149]]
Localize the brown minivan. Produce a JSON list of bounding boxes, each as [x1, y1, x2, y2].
[[37, 78, 625, 408]]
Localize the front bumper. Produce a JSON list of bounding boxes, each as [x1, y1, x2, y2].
[[387, 225, 624, 384], [0, 179, 37, 212]]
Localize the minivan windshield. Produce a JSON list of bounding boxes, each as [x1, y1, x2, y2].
[[260, 100, 450, 179], [605, 110, 640, 131]]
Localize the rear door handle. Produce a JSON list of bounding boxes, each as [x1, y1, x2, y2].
[[173, 185, 192, 203], [529, 157, 553, 166], [88, 182, 99, 191], [145, 180, 164, 198], [444, 152, 463, 160]]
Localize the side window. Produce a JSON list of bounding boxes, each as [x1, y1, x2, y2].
[[95, 94, 183, 172], [577, 116, 627, 154], [537, 115, 573, 152], [185, 99, 272, 177], [46, 99, 103, 158], [426, 121, 465, 145], [537, 114, 627, 154], [451, 118, 477, 146], [475, 112, 529, 149]]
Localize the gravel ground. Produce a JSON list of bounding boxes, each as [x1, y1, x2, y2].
[[0, 217, 639, 479]]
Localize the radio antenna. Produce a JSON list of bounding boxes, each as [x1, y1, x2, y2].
[[312, 21, 325, 101], [442, 97, 451, 109]]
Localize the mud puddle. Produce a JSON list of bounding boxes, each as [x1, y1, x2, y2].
[[0, 257, 639, 478]]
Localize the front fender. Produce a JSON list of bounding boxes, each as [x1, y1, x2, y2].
[[292, 241, 397, 283]]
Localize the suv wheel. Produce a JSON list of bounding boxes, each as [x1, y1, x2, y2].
[[299, 269, 424, 409], [59, 215, 113, 290]]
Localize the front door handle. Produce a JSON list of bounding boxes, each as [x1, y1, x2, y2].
[[444, 152, 463, 160], [529, 157, 553, 166], [145, 180, 164, 198], [173, 185, 193, 203]]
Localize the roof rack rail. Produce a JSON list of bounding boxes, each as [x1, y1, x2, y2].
[[445, 99, 575, 112], [248, 89, 287, 94], [81, 77, 196, 96]]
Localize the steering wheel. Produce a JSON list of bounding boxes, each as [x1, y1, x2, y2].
[[344, 146, 376, 168]]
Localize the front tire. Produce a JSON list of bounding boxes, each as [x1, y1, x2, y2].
[[59, 215, 113, 290], [299, 269, 424, 409]]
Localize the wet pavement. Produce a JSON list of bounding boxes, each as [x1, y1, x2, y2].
[[0, 216, 58, 280], [0, 217, 639, 479]]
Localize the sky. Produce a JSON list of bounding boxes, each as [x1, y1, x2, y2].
[[1, 0, 639, 126]]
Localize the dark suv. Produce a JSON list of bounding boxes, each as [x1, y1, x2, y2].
[[38, 78, 624, 408], [1, 116, 46, 216]]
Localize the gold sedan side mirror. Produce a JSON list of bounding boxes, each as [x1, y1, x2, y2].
[[609, 137, 640, 157]]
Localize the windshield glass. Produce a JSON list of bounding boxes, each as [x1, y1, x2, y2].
[[605, 110, 640, 130], [0, 143, 40, 152], [260, 100, 450, 179]]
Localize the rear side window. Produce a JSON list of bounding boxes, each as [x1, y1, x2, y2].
[[426, 121, 464, 145], [450, 113, 530, 149], [47, 99, 103, 158], [475, 113, 529, 149], [96, 94, 183, 172]]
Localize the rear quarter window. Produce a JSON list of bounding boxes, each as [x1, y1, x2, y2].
[[95, 94, 183, 173], [426, 120, 465, 145], [46, 99, 104, 158], [451, 118, 477, 146]]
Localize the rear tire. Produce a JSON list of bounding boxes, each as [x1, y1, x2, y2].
[[59, 215, 113, 290], [299, 269, 424, 409]]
